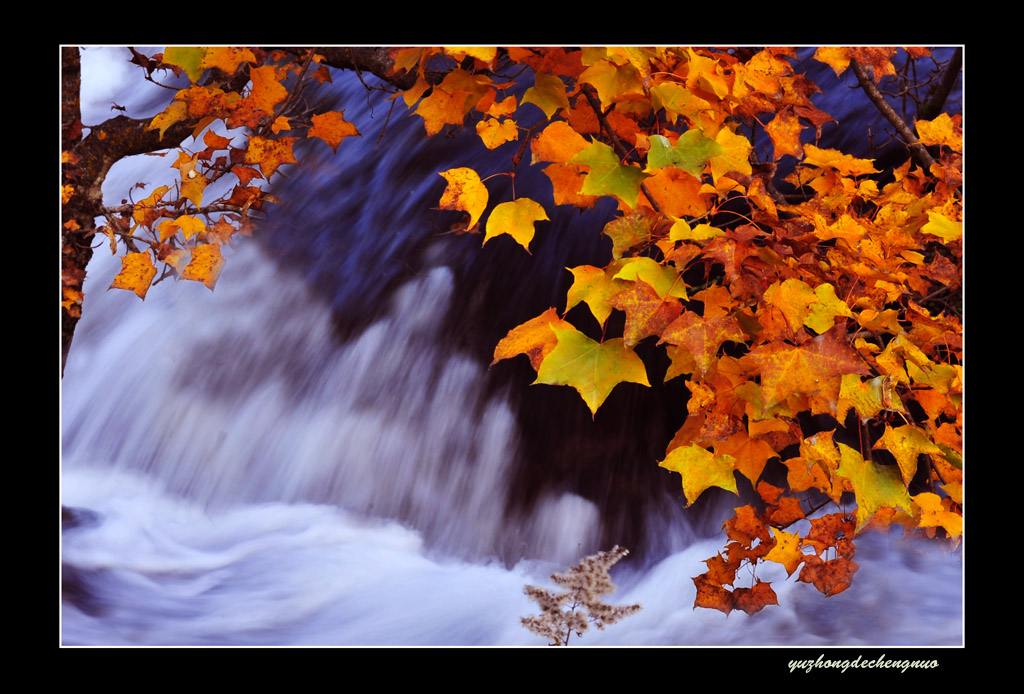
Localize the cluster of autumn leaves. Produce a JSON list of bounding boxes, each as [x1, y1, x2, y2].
[[65, 47, 360, 304], [427, 47, 961, 615], [75, 46, 961, 616]]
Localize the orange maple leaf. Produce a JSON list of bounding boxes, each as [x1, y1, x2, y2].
[[110, 252, 157, 300], [309, 111, 361, 152], [244, 136, 298, 179], [749, 326, 869, 410], [609, 280, 683, 347], [492, 308, 572, 371], [733, 580, 779, 615], [798, 555, 859, 597], [181, 244, 225, 291]]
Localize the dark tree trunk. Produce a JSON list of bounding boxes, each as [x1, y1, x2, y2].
[[61, 47, 93, 377]]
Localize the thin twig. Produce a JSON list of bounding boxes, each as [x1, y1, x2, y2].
[[579, 84, 663, 215], [849, 59, 937, 172]]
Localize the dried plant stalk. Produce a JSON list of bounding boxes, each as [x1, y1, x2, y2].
[[521, 546, 642, 646]]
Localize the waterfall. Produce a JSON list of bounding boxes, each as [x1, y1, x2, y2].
[[61, 47, 963, 646]]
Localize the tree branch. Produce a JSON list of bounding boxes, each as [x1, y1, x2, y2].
[[849, 59, 936, 172], [579, 84, 663, 216], [921, 47, 962, 121]]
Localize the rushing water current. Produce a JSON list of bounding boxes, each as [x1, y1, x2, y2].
[[60, 48, 963, 647]]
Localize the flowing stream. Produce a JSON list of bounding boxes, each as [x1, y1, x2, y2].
[[60, 47, 963, 647]]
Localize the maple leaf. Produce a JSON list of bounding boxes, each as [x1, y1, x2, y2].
[[163, 47, 207, 82], [131, 185, 171, 231], [608, 280, 682, 347], [181, 243, 225, 291], [802, 144, 879, 177], [110, 252, 157, 300], [651, 82, 721, 134], [916, 113, 962, 152], [763, 527, 804, 576], [658, 444, 738, 506], [612, 257, 688, 300], [483, 198, 549, 251], [790, 432, 849, 503], [438, 168, 488, 230], [521, 72, 569, 118], [669, 219, 724, 243], [580, 58, 644, 106], [693, 572, 734, 615], [749, 326, 869, 410], [765, 108, 804, 160], [920, 211, 962, 243], [763, 279, 853, 335], [231, 165, 263, 187], [543, 164, 597, 208], [565, 264, 629, 327], [715, 431, 778, 485], [443, 46, 497, 62], [659, 311, 745, 376], [157, 244, 189, 273], [534, 325, 650, 416], [874, 424, 944, 486], [486, 96, 517, 118], [173, 152, 206, 209], [308, 111, 361, 152], [835, 443, 914, 534], [912, 492, 962, 539], [415, 69, 492, 136], [148, 100, 188, 140], [733, 581, 779, 616], [709, 127, 753, 187], [492, 308, 572, 371], [476, 118, 518, 150], [531, 121, 591, 165], [601, 208, 659, 260], [798, 555, 859, 597], [158, 214, 205, 242], [228, 65, 288, 129], [645, 130, 723, 177], [643, 169, 709, 218], [570, 140, 650, 208], [837, 374, 906, 423], [200, 47, 256, 75], [244, 136, 298, 179], [803, 513, 856, 555], [201, 129, 232, 153]]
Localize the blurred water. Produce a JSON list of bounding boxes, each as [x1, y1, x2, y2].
[[61, 47, 963, 646]]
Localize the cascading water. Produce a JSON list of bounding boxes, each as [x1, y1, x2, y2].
[[61, 47, 963, 646]]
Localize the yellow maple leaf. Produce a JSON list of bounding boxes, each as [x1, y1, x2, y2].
[[181, 243, 225, 291], [200, 47, 256, 75], [110, 252, 157, 300], [476, 118, 518, 150], [916, 113, 962, 152], [764, 527, 805, 576], [483, 198, 548, 251], [438, 168, 488, 229], [709, 127, 752, 187], [659, 444, 738, 506], [148, 100, 188, 140], [535, 326, 650, 416]]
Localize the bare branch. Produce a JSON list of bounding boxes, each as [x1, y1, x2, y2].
[[849, 59, 936, 171], [580, 84, 663, 216]]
